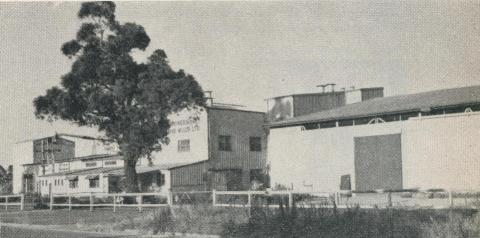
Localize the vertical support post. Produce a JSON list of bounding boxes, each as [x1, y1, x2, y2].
[[288, 191, 293, 208], [335, 192, 340, 206], [212, 189, 216, 206], [89, 193, 93, 212], [49, 194, 53, 210], [448, 190, 453, 208], [68, 195, 72, 211], [138, 195, 143, 212], [20, 194, 24, 211], [113, 195, 117, 213], [247, 191, 252, 207], [387, 192, 392, 208], [167, 191, 173, 206], [5, 196, 8, 210]]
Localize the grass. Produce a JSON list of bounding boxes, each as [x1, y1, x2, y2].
[[220, 204, 480, 238], [1, 204, 478, 237]]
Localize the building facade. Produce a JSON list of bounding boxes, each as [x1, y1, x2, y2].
[[13, 136, 75, 194], [34, 154, 175, 195], [149, 105, 267, 191], [267, 85, 480, 192], [13, 103, 267, 195]]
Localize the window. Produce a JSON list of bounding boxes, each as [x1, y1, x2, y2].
[[177, 139, 190, 152], [89, 178, 99, 188], [302, 123, 319, 130], [249, 137, 262, 151], [59, 163, 70, 172], [69, 180, 78, 189], [85, 162, 97, 167], [218, 135, 232, 151], [320, 121, 336, 128], [104, 161, 117, 166]]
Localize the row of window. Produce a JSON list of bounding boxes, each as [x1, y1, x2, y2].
[[301, 106, 479, 131], [39, 177, 100, 189], [40, 179, 64, 187], [85, 161, 117, 168], [177, 136, 262, 152]]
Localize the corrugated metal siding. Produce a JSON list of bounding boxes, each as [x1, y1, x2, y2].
[[361, 88, 384, 101], [208, 108, 266, 171], [170, 161, 208, 191], [33, 138, 75, 164], [293, 93, 346, 117]]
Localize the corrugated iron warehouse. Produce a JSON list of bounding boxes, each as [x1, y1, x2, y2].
[[10, 85, 480, 196], [267, 85, 480, 191]]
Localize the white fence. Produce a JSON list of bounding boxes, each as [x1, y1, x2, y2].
[[0, 194, 24, 211], [212, 189, 480, 209], [47, 189, 480, 212], [50, 192, 172, 212]]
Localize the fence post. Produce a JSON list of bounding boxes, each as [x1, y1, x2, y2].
[[335, 192, 340, 206], [20, 194, 24, 211], [288, 191, 293, 208], [49, 194, 53, 210], [212, 189, 216, 206], [167, 191, 173, 206], [68, 195, 72, 211], [89, 193, 93, 212], [448, 190, 453, 208], [247, 191, 252, 207], [387, 192, 392, 208], [138, 195, 143, 212], [5, 196, 8, 211], [113, 195, 116, 213]]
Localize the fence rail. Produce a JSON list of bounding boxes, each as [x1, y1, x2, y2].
[[0, 194, 24, 211], [43, 189, 480, 212], [212, 189, 480, 209], [50, 192, 172, 212]]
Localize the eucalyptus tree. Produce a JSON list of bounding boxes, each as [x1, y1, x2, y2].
[[34, 2, 205, 192]]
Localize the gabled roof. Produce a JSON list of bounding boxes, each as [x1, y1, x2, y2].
[[268, 85, 480, 128]]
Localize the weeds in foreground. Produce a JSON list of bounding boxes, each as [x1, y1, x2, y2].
[[105, 203, 479, 237], [221, 203, 479, 238]]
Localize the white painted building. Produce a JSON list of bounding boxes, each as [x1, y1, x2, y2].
[[267, 85, 480, 192], [13, 100, 266, 195]]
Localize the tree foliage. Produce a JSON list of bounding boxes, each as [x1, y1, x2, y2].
[[34, 1, 205, 192]]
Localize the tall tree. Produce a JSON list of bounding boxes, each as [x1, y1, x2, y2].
[[34, 2, 205, 192]]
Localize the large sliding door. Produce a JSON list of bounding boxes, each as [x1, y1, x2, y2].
[[354, 134, 402, 191]]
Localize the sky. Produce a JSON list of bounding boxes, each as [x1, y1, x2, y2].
[[1, 1, 480, 167]]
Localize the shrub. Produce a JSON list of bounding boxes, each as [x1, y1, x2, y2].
[[220, 203, 479, 238], [32, 194, 49, 209]]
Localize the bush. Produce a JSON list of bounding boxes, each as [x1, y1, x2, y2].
[[32, 194, 49, 209], [220, 203, 479, 238]]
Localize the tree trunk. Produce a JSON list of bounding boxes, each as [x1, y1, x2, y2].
[[124, 159, 139, 193]]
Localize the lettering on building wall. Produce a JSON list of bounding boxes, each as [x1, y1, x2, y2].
[[168, 118, 201, 134]]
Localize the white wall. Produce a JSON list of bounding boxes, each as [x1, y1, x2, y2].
[[12, 142, 32, 194], [269, 112, 480, 192], [402, 113, 480, 190], [38, 174, 108, 195], [150, 109, 209, 165], [345, 90, 362, 104], [268, 122, 402, 191]]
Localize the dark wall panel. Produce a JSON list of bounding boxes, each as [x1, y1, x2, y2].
[[354, 134, 402, 191], [293, 93, 346, 117]]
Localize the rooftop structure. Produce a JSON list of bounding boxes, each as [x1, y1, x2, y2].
[[269, 85, 480, 128]]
